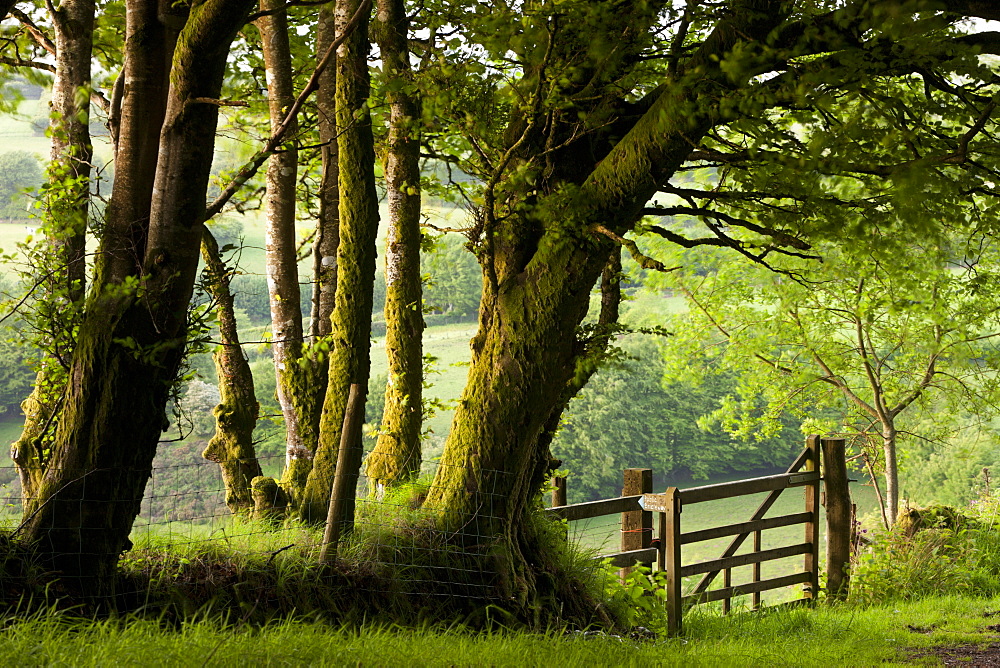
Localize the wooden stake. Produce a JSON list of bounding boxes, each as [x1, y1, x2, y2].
[[804, 435, 821, 602], [319, 383, 366, 565]]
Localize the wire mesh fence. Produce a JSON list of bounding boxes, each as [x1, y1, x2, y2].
[[0, 445, 617, 610]]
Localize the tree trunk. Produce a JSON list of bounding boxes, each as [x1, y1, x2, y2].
[[256, 0, 312, 503], [300, 0, 378, 522], [422, 3, 789, 602], [365, 0, 423, 488], [10, 0, 98, 512], [49, 0, 94, 306], [883, 422, 899, 525], [201, 231, 262, 513], [18, 0, 256, 598], [310, 3, 339, 340]]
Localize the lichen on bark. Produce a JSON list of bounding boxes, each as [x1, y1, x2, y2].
[[200, 230, 262, 514], [365, 0, 423, 488], [299, 0, 379, 523]]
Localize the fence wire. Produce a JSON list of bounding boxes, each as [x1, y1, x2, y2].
[[0, 446, 620, 608]]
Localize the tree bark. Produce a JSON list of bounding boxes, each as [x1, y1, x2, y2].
[[49, 0, 94, 306], [255, 0, 312, 502], [17, 0, 256, 598], [310, 3, 339, 340], [365, 0, 423, 488], [883, 422, 899, 525], [300, 0, 378, 522], [10, 0, 98, 512], [201, 230, 263, 514]]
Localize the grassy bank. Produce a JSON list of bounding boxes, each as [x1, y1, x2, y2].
[[0, 594, 996, 666]]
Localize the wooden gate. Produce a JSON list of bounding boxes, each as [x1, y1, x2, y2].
[[545, 435, 852, 634]]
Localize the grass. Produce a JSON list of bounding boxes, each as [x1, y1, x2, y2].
[[0, 594, 996, 666]]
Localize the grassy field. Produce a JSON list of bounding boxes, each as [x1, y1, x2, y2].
[[0, 594, 994, 666]]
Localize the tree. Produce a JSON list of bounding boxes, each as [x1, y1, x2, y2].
[[551, 338, 801, 503], [655, 237, 1000, 525], [300, 0, 380, 524], [364, 0, 425, 488], [0, 151, 42, 219], [199, 231, 263, 514], [8, 0, 258, 597], [411, 0, 1000, 604]]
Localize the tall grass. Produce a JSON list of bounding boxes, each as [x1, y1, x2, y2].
[[1, 594, 997, 666], [850, 498, 1000, 605]]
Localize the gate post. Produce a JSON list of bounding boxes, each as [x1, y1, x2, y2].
[[551, 476, 567, 507], [822, 437, 851, 600], [804, 435, 821, 601], [622, 468, 652, 579], [663, 487, 681, 635]]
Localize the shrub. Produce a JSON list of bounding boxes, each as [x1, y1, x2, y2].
[[850, 501, 1000, 606]]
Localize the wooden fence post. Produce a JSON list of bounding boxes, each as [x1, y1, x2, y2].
[[551, 476, 567, 507], [822, 437, 851, 600], [621, 468, 652, 580], [804, 435, 821, 601], [663, 487, 681, 635]]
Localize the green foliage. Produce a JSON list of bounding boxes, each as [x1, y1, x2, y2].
[[899, 417, 1000, 507], [230, 273, 271, 324], [551, 338, 802, 502], [0, 151, 42, 219], [850, 507, 1000, 606], [422, 233, 481, 320]]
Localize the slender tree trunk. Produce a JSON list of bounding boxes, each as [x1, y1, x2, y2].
[[883, 421, 899, 525], [201, 230, 262, 513], [18, 0, 255, 598], [10, 0, 97, 511], [300, 0, 378, 522], [256, 0, 312, 503], [365, 0, 423, 488], [311, 4, 339, 340], [49, 0, 94, 306]]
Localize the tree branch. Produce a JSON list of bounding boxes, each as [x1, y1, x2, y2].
[[203, 0, 371, 220], [591, 225, 679, 273]]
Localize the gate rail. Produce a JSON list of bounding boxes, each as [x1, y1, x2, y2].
[[544, 435, 852, 634]]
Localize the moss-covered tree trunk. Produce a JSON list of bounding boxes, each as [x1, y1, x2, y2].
[[300, 0, 379, 523], [200, 231, 262, 514], [423, 3, 789, 603], [17, 0, 255, 598], [365, 0, 423, 488]]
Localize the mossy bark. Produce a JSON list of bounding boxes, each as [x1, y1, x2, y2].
[[365, 0, 423, 488], [423, 2, 790, 603], [201, 231, 262, 514], [300, 0, 379, 523], [18, 0, 255, 598], [251, 475, 288, 523], [10, 373, 58, 515]]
